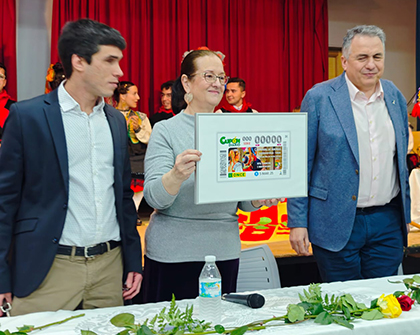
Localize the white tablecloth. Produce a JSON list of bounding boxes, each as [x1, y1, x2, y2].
[[1, 275, 419, 334]]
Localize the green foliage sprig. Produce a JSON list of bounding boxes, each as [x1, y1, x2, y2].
[[83, 285, 390, 335], [0, 314, 84, 335], [389, 274, 420, 302]]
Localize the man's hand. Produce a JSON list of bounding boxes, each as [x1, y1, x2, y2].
[[289, 227, 311, 256], [251, 198, 286, 208], [0, 292, 12, 317], [123, 272, 143, 300]]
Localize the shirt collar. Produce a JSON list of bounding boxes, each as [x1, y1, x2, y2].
[[344, 73, 383, 102], [58, 81, 105, 113]]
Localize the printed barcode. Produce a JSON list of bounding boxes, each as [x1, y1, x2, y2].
[[283, 141, 288, 171], [220, 150, 227, 177]]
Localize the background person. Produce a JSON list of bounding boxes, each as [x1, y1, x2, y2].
[[142, 49, 280, 303], [113, 81, 152, 223], [150, 80, 175, 128], [287, 25, 410, 283], [0, 63, 16, 143], [0, 18, 142, 316], [215, 77, 258, 113]]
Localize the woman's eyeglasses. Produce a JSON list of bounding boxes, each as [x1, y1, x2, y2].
[[191, 72, 229, 85]]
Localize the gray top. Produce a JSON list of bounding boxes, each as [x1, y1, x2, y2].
[[143, 111, 257, 262]]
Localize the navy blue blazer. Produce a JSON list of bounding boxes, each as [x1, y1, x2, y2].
[[287, 73, 410, 252], [0, 90, 142, 297]]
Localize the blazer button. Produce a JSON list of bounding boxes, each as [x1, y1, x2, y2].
[[352, 195, 357, 201], [52, 238, 58, 244], [355, 169, 359, 175], [63, 204, 67, 209]]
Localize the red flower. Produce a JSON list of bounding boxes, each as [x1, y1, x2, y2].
[[397, 295, 415, 311]]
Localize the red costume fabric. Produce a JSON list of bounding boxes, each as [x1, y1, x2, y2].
[[0, 90, 12, 127], [220, 97, 253, 113], [156, 105, 175, 116]]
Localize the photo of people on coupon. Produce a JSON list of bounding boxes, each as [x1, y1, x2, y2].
[[218, 132, 289, 181]]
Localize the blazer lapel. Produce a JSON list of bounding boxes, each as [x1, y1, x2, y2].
[[104, 105, 122, 173], [43, 91, 69, 194], [383, 83, 405, 163], [329, 74, 360, 165]]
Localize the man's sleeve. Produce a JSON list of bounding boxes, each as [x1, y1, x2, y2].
[[0, 104, 24, 293], [120, 117, 143, 275], [287, 90, 319, 228]]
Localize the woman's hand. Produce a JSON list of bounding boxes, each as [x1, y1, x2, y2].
[[162, 149, 202, 195], [129, 115, 140, 131], [251, 198, 285, 208]]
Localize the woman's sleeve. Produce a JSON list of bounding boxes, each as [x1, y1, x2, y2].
[[143, 123, 178, 210], [135, 114, 152, 144]]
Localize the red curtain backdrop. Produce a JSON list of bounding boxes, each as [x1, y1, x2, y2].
[[0, 0, 17, 100], [50, 0, 328, 115]]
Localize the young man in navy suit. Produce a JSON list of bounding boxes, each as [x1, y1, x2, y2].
[[287, 25, 410, 282], [0, 19, 142, 316]]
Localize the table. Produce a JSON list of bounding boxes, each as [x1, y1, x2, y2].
[[1, 274, 420, 334]]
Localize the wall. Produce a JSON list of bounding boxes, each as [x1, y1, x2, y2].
[[328, 0, 416, 102], [16, 0, 52, 101], [15, 1, 417, 105]]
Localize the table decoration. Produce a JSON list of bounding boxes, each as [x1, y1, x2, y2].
[[81, 283, 405, 334]]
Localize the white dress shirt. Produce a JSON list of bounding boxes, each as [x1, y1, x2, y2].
[[345, 74, 400, 207], [58, 82, 120, 246]]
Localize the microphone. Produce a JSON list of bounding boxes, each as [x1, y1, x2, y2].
[[222, 293, 265, 308]]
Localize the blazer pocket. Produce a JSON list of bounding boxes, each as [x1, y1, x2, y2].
[[14, 218, 38, 234], [309, 185, 328, 200]]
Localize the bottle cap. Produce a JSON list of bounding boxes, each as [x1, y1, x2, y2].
[[205, 255, 216, 262]]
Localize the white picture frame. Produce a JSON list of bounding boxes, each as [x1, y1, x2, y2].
[[194, 112, 307, 204]]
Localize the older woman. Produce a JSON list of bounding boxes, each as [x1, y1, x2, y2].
[[113, 81, 152, 221], [142, 49, 280, 303]]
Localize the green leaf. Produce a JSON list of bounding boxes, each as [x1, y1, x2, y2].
[[314, 311, 333, 325], [16, 325, 34, 332], [356, 302, 367, 310], [298, 293, 305, 302], [324, 294, 329, 305], [413, 289, 420, 304], [342, 305, 351, 320], [214, 325, 225, 334], [297, 301, 312, 311], [110, 313, 135, 327], [332, 316, 354, 330], [117, 330, 130, 335], [257, 217, 272, 224], [254, 225, 269, 230], [393, 291, 405, 298], [403, 278, 415, 286], [341, 294, 357, 311], [231, 326, 248, 335], [370, 298, 378, 309], [361, 310, 384, 320], [413, 275, 420, 283], [287, 304, 306, 323], [312, 303, 324, 315], [81, 331, 98, 335]]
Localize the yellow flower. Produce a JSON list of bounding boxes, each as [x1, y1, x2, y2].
[[377, 294, 402, 318]]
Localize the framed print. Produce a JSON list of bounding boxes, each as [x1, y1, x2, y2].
[[194, 112, 307, 204]]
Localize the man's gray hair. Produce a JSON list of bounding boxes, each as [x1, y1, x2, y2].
[[342, 25, 386, 59]]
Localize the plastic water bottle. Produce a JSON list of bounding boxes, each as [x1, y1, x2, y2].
[[199, 255, 222, 324]]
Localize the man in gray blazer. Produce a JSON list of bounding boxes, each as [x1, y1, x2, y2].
[[287, 25, 410, 282], [0, 19, 142, 316]]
